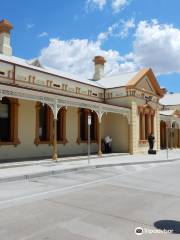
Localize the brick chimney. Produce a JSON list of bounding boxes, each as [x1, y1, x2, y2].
[[0, 19, 13, 56], [93, 56, 106, 81]]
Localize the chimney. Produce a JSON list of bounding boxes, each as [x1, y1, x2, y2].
[[93, 56, 106, 81], [0, 19, 13, 56]]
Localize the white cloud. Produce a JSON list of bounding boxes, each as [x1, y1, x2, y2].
[[86, 0, 106, 10], [133, 20, 180, 74], [112, 0, 130, 13], [39, 38, 131, 79], [38, 19, 180, 80], [119, 18, 135, 38], [97, 23, 119, 43], [86, 0, 131, 12], [97, 18, 135, 43], [38, 32, 49, 38], [26, 23, 34, 30]]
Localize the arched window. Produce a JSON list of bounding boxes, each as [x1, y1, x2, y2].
[[139, 112, 143, 140], [151, 114, 154, 134], [160, 120, 167, 149], [79, 108, 87, 141], [39, 104, 51, 141], [0, 98, 11, 141], [138, 105, 155, 142], [77, 108, 98, 143], [35, 103, 67, 145], [57, 107, 67, 143], [171, 121, 179, 148], [0, 97, 20, 145], [145, 114, 149, 140], [35, 102, 53, 144], [90, 111, 98, 141]]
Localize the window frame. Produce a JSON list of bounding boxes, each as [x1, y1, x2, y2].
[[77, 108, 98, 144], [34, 102, 53, 145], [0, 97, 20, 146], [34, 102, 67, 145], [138, 105, 155, 143], [57, 107, 67, 144]]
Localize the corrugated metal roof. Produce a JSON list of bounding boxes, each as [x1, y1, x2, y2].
[[160, 110, 175, 116], [97, 71, 138, 88], [0, 54, 102, 88], [160, 93, 180, 106], [0, 54, 147, 90]]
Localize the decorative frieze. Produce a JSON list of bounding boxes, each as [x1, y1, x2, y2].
[[1, 60, 105, 100], [62, 84, 68, 91], [36, 79, 46, 85], [88, 90, 92, 96], [76, 87, 80, 94], [0, 83, 130, 123], [46, 80, 53, 87]]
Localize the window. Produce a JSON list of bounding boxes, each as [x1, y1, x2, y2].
[[151, 114, 154, 134], [90, 112, 98, 141], [145, 114, 149, 139], [0, 97, 20, 145], [79, 109, 87, 141], [57, 108, 67, 143], [0, 98, 11, 141], [139, 112, 143, 140], [39, 104, 50, 141], [77, 108, 98, 143], [35, 103, 67, 145], [138, 106, 155, 142], [35, 102, 53, 144]]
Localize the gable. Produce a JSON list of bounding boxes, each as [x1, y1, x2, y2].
[[126, 68, 164, 97], [136, 76, 155, 94]]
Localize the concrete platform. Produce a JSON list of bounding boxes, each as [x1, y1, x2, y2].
[[0, 149, 180, 183]]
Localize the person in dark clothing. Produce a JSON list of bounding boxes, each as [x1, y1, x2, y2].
[[104, 136, 112, 153], [104, 141, 108, 153], [148, 133, 155, 150]]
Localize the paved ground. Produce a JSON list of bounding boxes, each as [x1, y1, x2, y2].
[[0, 160, 180, 240], [1, 149, 180, 182]]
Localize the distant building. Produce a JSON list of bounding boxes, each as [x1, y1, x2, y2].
[[160, 93, 180, 149], [0, 19, 176, 161]]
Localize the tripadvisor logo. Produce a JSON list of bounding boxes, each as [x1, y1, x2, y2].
[[135, 227, 143, 235], [135, 227, 173, 235]]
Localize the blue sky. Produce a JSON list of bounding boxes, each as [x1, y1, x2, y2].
[[2, 0, 180, 92]]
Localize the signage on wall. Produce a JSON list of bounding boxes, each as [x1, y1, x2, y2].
[[144, 95, 153, 103]]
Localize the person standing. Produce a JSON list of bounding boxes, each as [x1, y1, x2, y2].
[[148, 132, 155, 150], [104, 136, 112, 153], [104, 136, 110, 153], [109, 136, 112, 153]]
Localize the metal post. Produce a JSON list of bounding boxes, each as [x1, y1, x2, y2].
[[52, 100, 58, 161], [170, 127, 173, 149], [88, 114, 91, 164], [98, 121, 102, 157], [52, 118, 58, 161], [166, 126, 168, 160]]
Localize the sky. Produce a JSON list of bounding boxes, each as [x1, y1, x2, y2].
[[2, 0, 180, 92]]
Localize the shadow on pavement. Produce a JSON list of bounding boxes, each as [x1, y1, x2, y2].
[[154, 220, 180, 234]]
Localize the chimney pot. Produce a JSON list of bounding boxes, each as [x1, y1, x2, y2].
[[93, 56, 106, 65], [0, 19, 13, 33], [93, 56, 106, 81], [0, 19, 13, 56]]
